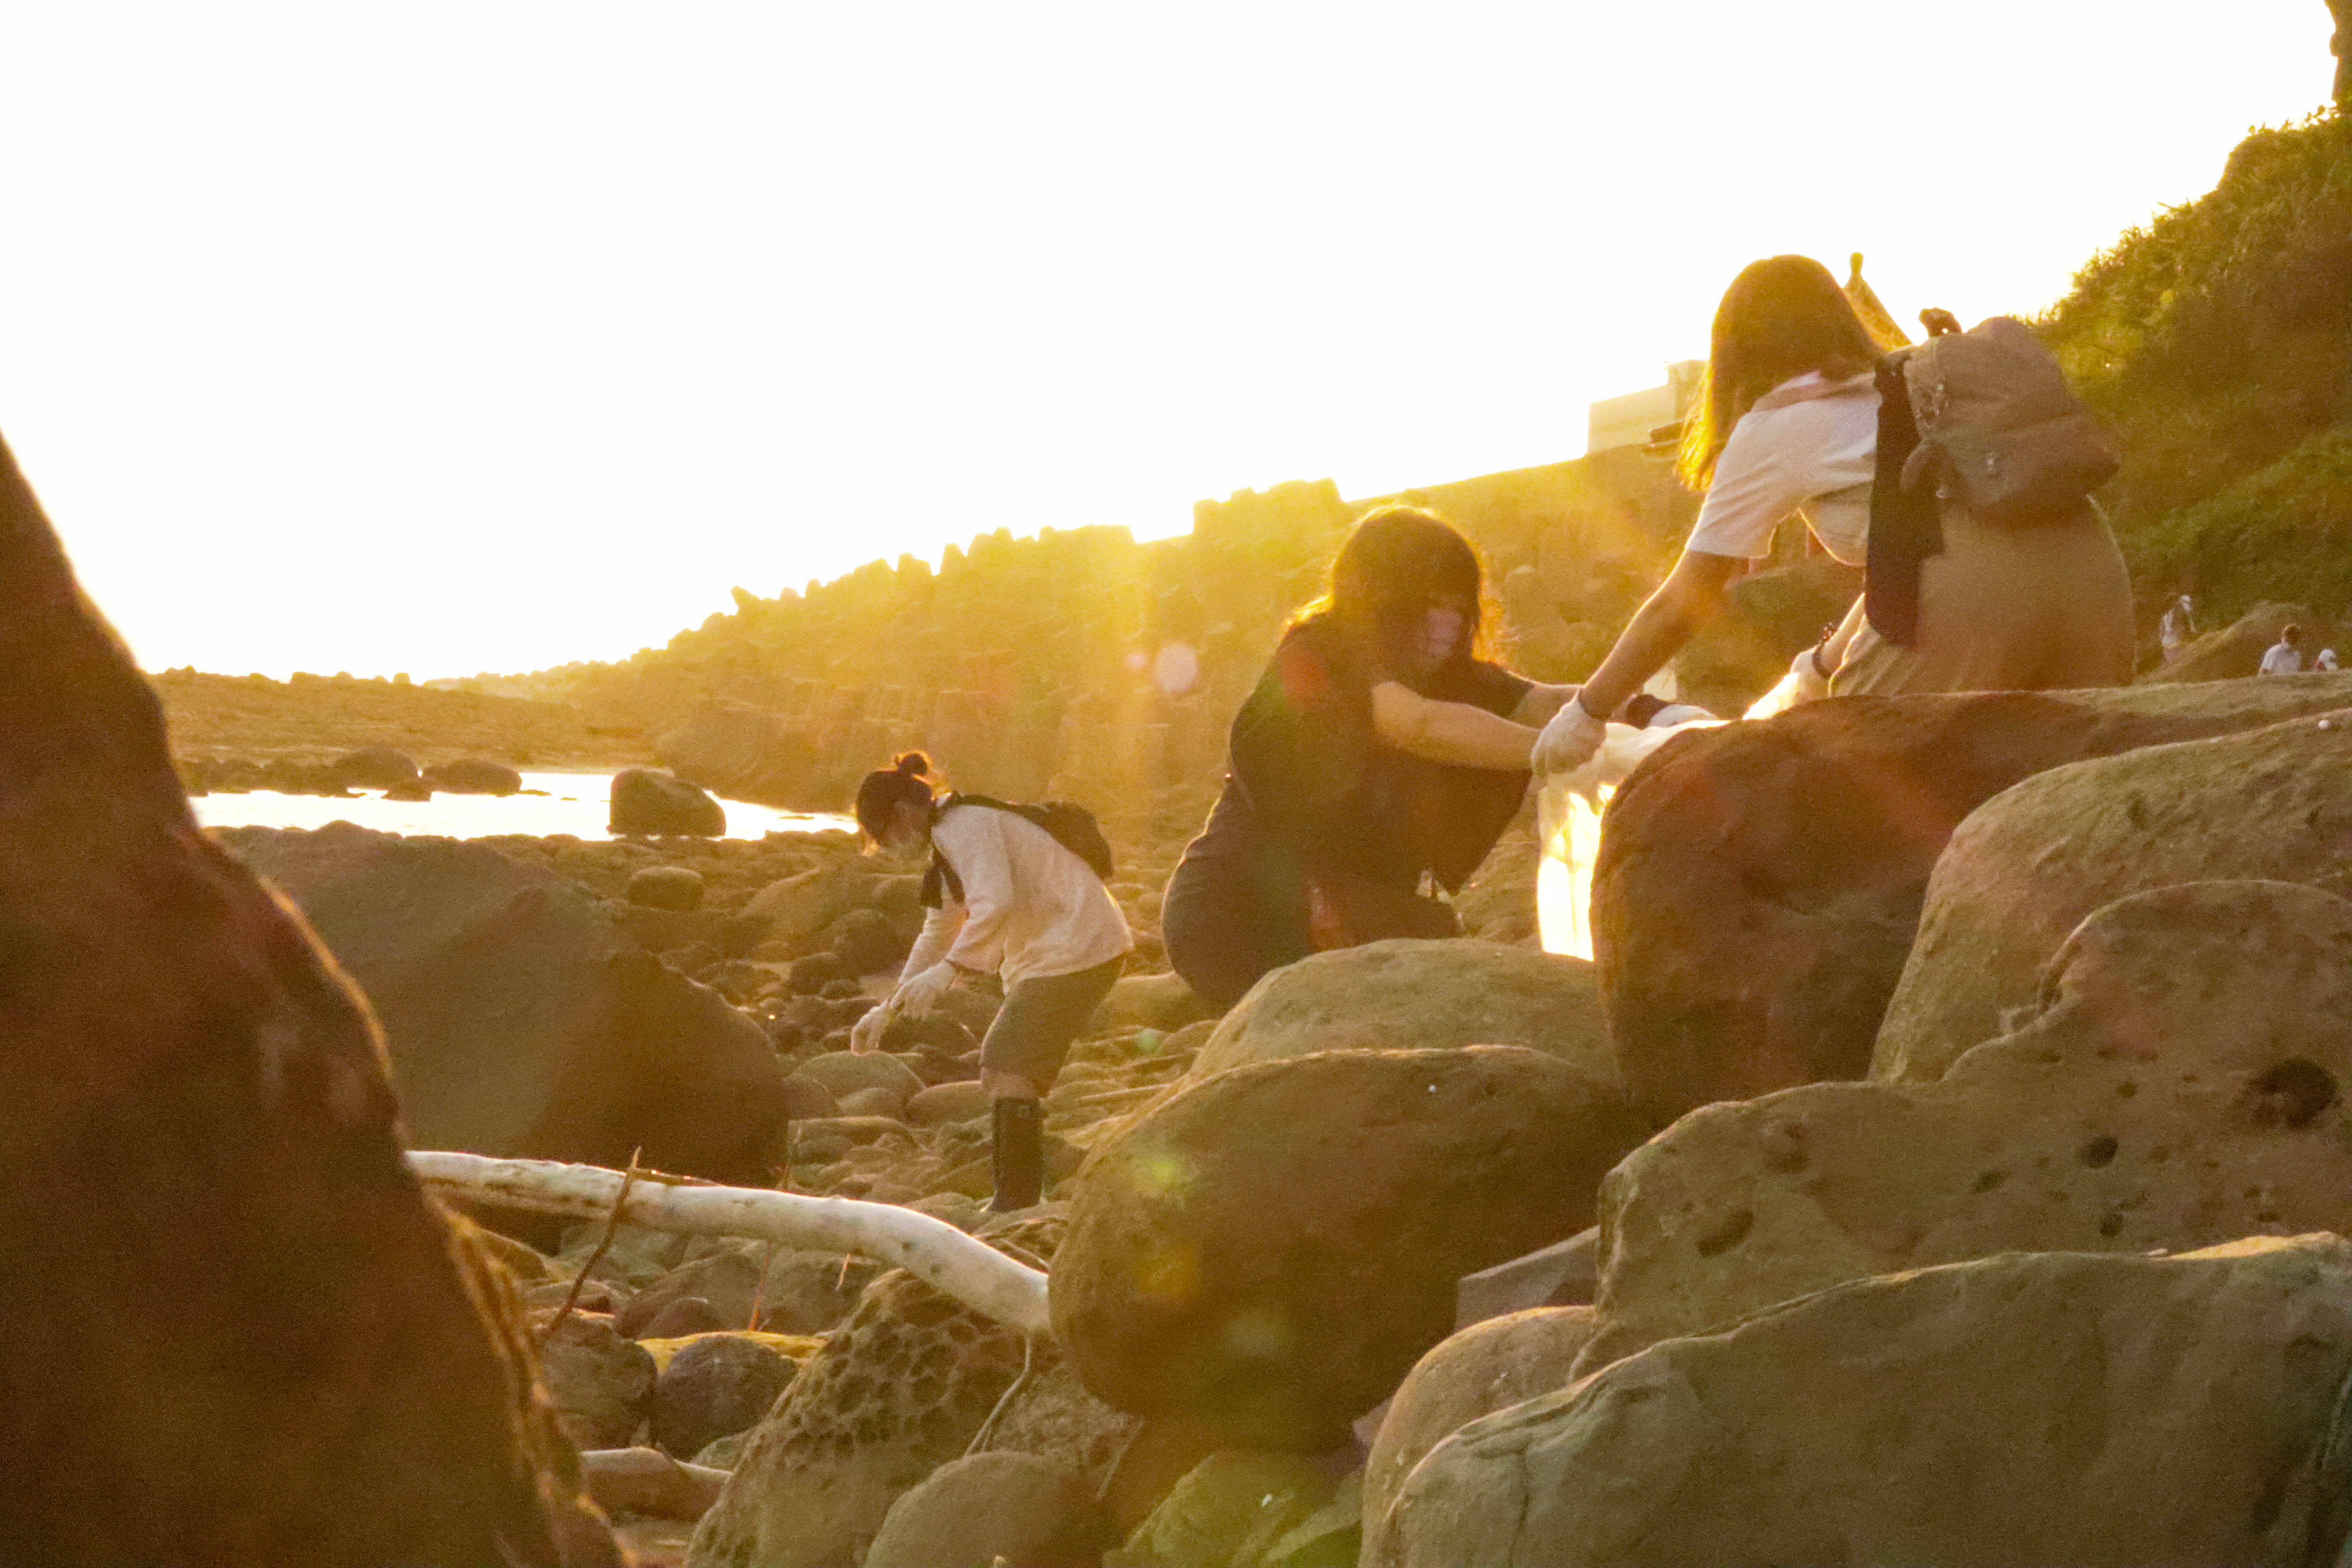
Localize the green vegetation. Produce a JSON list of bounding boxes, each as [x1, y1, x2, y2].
[[2040, 111, 2352, 623]]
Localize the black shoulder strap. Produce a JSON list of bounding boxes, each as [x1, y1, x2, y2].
[[1862, 351, 1941, 648], [920, 795, 965, 909]]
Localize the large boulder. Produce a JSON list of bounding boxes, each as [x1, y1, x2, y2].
[[1187, 940, 1615, 1091], [424, 755, 525, 794], [687, 1216, 1062, 1568], [2141, 600, 2323, 683], [1361, 1307, 1596, 1539], [611, 766, 726, 837], [327, 744, 422, 791], [1372, 1236, 2352, 1568], [0, 426, 615, 1562], [1052, 1047, 1648, 1449], [1577, 879, 2352, 1372], [213, 823, 787, 1183], [1878, 709, 2352, 1083], [1594, 676, 2352, 1123]]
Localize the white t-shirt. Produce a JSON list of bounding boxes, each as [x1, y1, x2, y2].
[[899, 803, 1132, 989], [1683, 371, 1880, 566], [2260, 641, 2305, 675]]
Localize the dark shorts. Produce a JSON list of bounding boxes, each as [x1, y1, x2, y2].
[[1160, 849, 1309, 1014], [979, 955, 1125, 1089]]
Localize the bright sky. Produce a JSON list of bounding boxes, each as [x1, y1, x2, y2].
[[0, 3, 2334, 679]]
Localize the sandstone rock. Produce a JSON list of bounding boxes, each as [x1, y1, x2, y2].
[[2141, 600, 2323, 683], [640, 1296, 730, 1340], [864, 1452, 1108, 1568], [621, 1243, 880, 1338], [975, 1356, 1144, 1490], [785, 949, 853, 993], [686, 1216, 1062, 1568], [1107, 1450, 1354, 1568], [216, 824, 787, 1184], [1452, 1229, 1598, 1328], [1579, 879, 2352, 1371], [328, 744, 422, 791], [612, 767, 726, 837], [1362, 1308, 1595, 1538], [425, 755, 525, 794], [1878, 710, 2352, 1083], [744, 862, 873, 947], [0, 431, 613, 1564], [824, 904, 911, 973], [798, 1049, 925, 1111], [907, 1080, 993, 1127], [1187, 940, 1615, 1092], [835, 1086, 906, 1120], [581, 1446, 730, 1521], [653, 1333, 798, 1462], [1595, 677, 2352, 1123], [538, 1311, 659, 1450], [1103, 969, 1217, 1032], [778, 1073, 839, 1121], [383, 777, 433, 801], [628, 864, 707, 912], [1053, 1047, 1648, 1449], [1374, 1237, 2352, 1568]]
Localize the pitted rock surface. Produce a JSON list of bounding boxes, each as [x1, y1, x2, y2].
[[686, 1216, 1062, 1568], [1593, 676, 2352, 1123], [1577, 879, 2352, 1374], [1373, 1238, 2352, 1568], [1876, 709, 2352, 1083]]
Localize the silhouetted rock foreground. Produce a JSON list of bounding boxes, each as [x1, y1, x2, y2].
[[0, 426, 618, 1561]]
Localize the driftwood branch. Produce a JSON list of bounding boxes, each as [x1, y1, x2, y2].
[[408, 1151, 1051, 1338]]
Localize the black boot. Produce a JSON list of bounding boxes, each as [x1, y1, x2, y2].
[[989, 1096, 1044, 1212]]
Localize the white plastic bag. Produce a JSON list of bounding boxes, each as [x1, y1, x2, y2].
[[1536, 716, 1721, 961]]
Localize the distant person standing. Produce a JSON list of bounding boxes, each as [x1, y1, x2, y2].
[[2260, 624, 2307, 675], [851, 754, 1130, 1211], [2160, 594, 2198, 664]]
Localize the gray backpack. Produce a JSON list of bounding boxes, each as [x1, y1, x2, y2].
[[1891, 315, 2117, 526]]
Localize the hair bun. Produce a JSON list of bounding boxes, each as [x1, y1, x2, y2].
[[893, 752, 932, 779]]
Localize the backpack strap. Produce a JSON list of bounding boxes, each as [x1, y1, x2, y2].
[[920, 795, 965, 909], [1862, 352, 1943, 648]]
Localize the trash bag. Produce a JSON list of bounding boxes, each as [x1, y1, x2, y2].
[[1536, 712, 1721, 961]]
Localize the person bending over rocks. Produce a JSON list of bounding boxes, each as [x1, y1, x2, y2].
[[1534, 254, 2134, 777], [1161, 505, 1580, 1010], [851, 753, 1130, 1211]]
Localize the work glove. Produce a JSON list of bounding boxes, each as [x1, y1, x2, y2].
[[891, 960, 961, 1018], [1788, 642, 1835, 704], [1531, 696, 1609, 777], [848, 1002, 889, 1055]]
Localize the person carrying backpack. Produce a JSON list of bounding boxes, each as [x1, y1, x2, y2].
[[850, 753, 1130, 1211], [1533, 255, 2133, 776]]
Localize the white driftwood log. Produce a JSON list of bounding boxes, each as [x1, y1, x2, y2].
[[407, 1151, 1051, 1338]]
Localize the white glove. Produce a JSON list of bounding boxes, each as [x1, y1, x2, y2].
[[891, 960, 961, 1018], [848, 1003, 889, 1054], [1532, 697, 1609, 777], [1789, 642, 1834, 704]]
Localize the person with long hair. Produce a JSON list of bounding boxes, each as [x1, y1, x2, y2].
[[1533, 254, 2133, 776], [851, 753, 1130, 1211], [1160, 505, 1581, 1010]]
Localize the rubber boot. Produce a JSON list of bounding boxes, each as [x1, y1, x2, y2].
[[989, 1096, 1044, 1212]]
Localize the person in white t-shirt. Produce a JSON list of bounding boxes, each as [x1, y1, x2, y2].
[[1534, 254, 2134, 777], [851, 753, 1130, 1210], [2160, 595, 2197, 663], [2260, 624, 2306, 675]]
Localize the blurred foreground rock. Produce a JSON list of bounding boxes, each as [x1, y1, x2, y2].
[[0, 426, 616, 1561]]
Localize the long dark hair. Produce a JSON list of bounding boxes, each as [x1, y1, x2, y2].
[[854, 751, 936, 844], [1678, 254, 1895, 489], [1293, 505, 1491, 682]]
